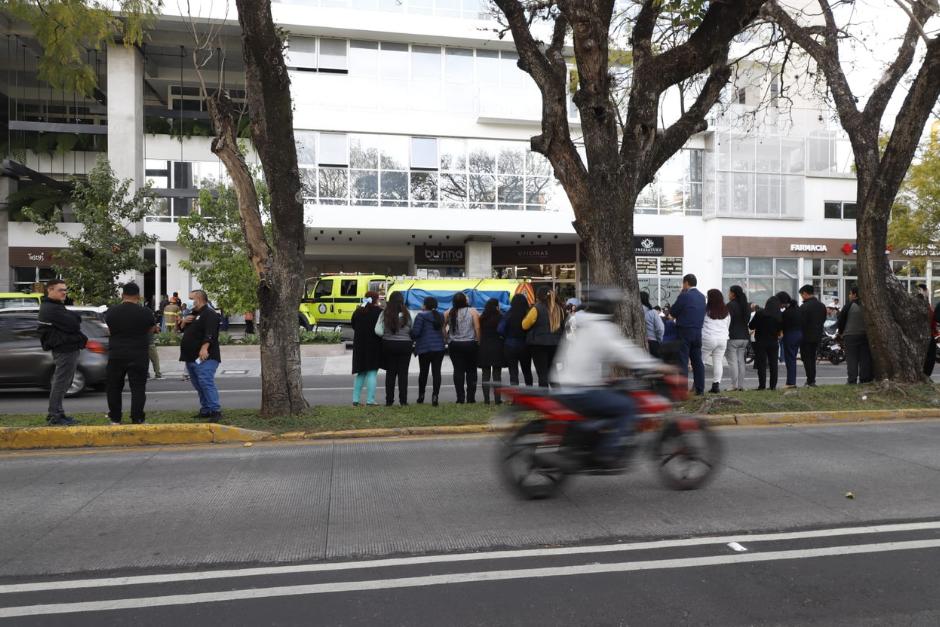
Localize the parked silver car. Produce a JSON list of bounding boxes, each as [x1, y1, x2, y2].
[[0, 311, 109, 396]]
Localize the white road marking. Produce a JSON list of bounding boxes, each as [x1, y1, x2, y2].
[[2, 539, 939, 618], [2, 520, 938, 595], [727, 542, 748, 552]]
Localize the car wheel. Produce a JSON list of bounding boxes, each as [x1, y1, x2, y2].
[[66, 369, 87, 397]]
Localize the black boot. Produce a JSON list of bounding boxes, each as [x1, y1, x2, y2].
[[432, 395, 439, 407], [416, 395, 425, 404], [709, 382, 720, 394]]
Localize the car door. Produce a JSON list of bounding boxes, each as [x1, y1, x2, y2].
[[0, 315, 51, 387], [311, 279, 337, 323], [334, 278, 361, 324]]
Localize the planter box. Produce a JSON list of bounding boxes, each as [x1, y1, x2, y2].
[[156, 343, 346, 362]]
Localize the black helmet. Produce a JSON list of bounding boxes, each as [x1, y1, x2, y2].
[[582, 287, 625, 316]]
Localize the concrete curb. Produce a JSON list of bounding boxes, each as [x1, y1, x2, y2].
[[2, 409, 938, 450], [0, 424, 269, 450]]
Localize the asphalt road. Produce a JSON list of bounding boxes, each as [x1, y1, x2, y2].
[[0, 362, 858, 413], [1, 421, 939, 624]]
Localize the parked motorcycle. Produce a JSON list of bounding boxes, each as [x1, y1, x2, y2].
[[818, 333, 845, 365], [492, 374, 723, 499]]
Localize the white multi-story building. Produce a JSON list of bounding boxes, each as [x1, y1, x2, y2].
[[2, 2, 934, 308]]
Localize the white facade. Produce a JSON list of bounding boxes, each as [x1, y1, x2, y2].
[[8, 3, 926, 308]]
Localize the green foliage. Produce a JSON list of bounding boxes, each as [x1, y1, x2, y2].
[[177, 180, 269, 316], [24, 157, 156, 305], [889, 130, 940, 257], [1, 0, 160, 96], [152, 329, 341, 346], [299, 329, 343, 344], [7, 181, 72, 221], [153, 331, 179, 347]]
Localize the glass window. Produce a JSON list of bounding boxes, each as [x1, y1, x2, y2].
[[440, 173, 468, 207], [781, 175, 803, 218], [842, 259, 857, 277], [822, 259, 841, 276], [497, 143, 525, 174], [380, 42, 409, 80], [730, 135, 756, 171], [497, 175, 524, 207], [749, 257, 773, 276], [350, 170, 379, 205], [287, 36, 317, 69], [340, 280, 358, 297], [824, 201, 842, 219], [318, 168, 349, 202], [445, 48, 473, 83], [410, 172, 439, 206], [755, 174, 781, 216], [723, 257, 747, 275], [731, 172, 753, 215], [755, 137, 780, 173], [380, 171, 408, 205], [843, 202, 857, 220], [526, 151, 552, 176], [411, 137, 438, 170], [476, 49, 499, 85], [780, 137, 805, 174], [437, 0, 460, 17], [500, 51, 525, 86], [468, 141, 497, 173], [440, 138, 467, 171], [319, 133, 348, 166], [314, 279, 334, 299], [525, 176, 551, 206], [349, 135, 380, 169], [807, 135, 833, 173], [319, 39, 348, 72], [468, 174, 496, 209], [349, 41, 378, 76], [296, 131, 317, 166], [688, 149, 704, 182], [411, 45, 441, 80], [301, 168, 317, 199], [379, 135, 409, 170]]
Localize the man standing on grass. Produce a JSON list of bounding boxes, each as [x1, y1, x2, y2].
[[105, 283, 157, 424], [179, 289, 223, 422], [798, 284, 827, 388], [670, 274, 706, 395], [38, 279, 86, 426]]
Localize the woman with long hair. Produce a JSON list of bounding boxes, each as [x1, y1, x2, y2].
[[351, 291, 382, 406], [702, 289, 731, 393], [725, 285, 750, 391], [749, 295, 783, 390], [500, 293, 534, 387], [411, 296, 445, 406], [478, 298, 505, 404], [445, 291, 481, 403], [523, 286, 565, 387], [777, 291, 802, 388], [374, 291, 413, 406], [640, 291, 664, 357]]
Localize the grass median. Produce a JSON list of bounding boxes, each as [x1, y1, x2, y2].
[[1, 383, 938, 436]]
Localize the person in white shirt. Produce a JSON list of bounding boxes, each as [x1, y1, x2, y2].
[[702, 289, 731, 394]]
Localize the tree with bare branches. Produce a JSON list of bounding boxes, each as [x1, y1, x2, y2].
[[491, 0, 768, 341], [186, 0, 308, 416], [765, 0, 940, 382]]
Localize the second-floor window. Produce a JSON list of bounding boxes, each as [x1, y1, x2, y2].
[[824, 201, 857, 220]]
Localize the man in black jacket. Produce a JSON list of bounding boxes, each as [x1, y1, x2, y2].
[[38, 279, 87, 425], [105, 283, 157, 424], [179, 289, 223, 421], [798, 284, 827, 387]]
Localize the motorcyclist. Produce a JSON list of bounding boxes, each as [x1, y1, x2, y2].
[[553, 288, 676, 467]]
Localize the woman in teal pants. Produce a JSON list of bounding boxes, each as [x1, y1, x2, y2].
[[351, 291, 383, 405]]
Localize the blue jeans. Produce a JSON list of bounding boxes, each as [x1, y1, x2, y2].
[[185, 360, 221, 415], [559, 389, 636, 460], [783, 331, 802, 386], [677, 327, 705, 394]]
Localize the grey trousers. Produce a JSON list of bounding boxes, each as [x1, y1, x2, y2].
[[48, 350, 80, 419], [148, 343, 161, 376], [725, 339, 750, 391]]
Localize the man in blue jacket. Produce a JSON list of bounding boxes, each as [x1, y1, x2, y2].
[[669, 274, 706, 395]]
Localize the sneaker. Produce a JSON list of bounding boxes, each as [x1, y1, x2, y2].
[[109, 420, 121, 426], [49, 416, 79, 426], [154, 373, 163, 379]]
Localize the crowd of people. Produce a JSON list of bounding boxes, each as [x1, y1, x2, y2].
[[38, 280, 223, 426]]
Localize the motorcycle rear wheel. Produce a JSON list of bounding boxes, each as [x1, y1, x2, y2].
[[655, 416, 723, 491], [499, 419, 568, 500]]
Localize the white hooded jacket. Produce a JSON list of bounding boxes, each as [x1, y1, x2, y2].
[[553, 311, 662, 387]]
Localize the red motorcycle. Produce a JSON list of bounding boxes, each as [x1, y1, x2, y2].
[[492, 374, 723, 499]]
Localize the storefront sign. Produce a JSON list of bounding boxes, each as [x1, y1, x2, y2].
[[492, 244, 577, 265], [790, 244, 828, 252], [660, 257, 684, 276], [415, 246, 465, 266], [8, 247, 64, 268], [633, 236, 665, 256], [901, 245, 940, 257], [635, 257, 658, 274]]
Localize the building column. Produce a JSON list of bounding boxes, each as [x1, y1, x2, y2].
[[0, 178, 12, 292], [154, 241, 162, 304], [107, 44, 145, 288], [465, 240, 492, 278]]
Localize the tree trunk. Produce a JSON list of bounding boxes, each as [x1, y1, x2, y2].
[[234, 0, 308, 417], [856, 191, 929, 383], [574, 185, 646, 344]]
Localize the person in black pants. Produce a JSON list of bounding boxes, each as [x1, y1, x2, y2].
[[523, 287, 565, 387], [446, 292, 480, 403], [375, 292, 413, 406], [411, 296, 446, 406], [104, 283, 157, 424], [749, 296, 783, 390], [478, 298, 505, 404], [798, 284, 827, 387], [500, 294, 534, 387]]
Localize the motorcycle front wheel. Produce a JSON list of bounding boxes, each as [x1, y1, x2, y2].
[[499, 419, 568, 500], [655, 416, 723, 491]]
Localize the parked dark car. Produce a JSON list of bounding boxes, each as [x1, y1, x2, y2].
[[0, 311, 109, 396]]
